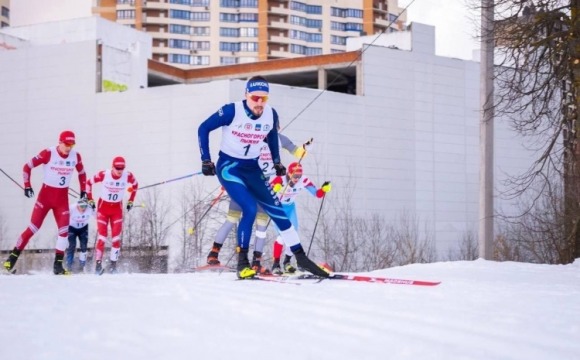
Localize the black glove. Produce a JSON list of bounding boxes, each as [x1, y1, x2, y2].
[[274, 162, 286, 176], [88, 199, 96, 210], [202, 161, 216, 176], [126, 201, 134, 212], [80, 191, 87, 200], [24, 187, 34, 198]]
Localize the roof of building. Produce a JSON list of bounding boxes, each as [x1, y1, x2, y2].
[[148, 50, 362, 94]]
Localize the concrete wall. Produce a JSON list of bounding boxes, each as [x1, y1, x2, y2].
[[0, 20, 533, 268]]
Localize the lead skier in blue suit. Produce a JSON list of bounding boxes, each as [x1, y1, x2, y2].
[[197, 76, 329, 279]]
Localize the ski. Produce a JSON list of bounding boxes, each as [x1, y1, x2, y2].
[[192, 264, 235, 272], [242, 275, 301, 285], [276, 273, 441, 286]]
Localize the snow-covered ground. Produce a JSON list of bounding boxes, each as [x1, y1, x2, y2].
[[1, 259, 579, 360]]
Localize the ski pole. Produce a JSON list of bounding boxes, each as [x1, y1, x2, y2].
[[187, 187, 226, 235], [306, 194, 326, 257], [140, 171, 203, 190], [0, 168, 24, 190]]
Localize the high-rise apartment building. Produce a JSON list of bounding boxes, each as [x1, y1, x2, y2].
[[94, 0, 406, 68], [0, 0, 9, 28]]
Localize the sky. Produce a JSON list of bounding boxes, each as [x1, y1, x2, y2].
[[1, 259, 579, 360], [399, 0, 480, 60]]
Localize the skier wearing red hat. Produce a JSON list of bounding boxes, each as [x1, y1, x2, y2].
[[86, 156, 138, 274], [270, 162, 331, 274], [3, 130, 87, 275]]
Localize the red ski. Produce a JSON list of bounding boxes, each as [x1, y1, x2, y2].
[[191, 264, 235, 272], [274, 273, 441, 286]]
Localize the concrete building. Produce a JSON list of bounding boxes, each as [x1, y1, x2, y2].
[[0, 12, 532, 271], [6, 0, 405, 68], [0, 0, 9, 28]]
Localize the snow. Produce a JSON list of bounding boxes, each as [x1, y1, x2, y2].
[[1, 259, 579, 360]]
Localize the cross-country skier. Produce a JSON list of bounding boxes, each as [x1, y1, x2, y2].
[[86, 156, 138, 274], [269, 162, 331, 274], [197, 75, 329, 279], [3, 130, 87, 275], [205, 132, 312, 274], [66, 198, 94, 272]]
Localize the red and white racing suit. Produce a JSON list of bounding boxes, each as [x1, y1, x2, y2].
[[87, 169, 138, 262], [15, 146, 87, 255]]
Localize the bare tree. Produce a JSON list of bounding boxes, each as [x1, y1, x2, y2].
[[476, 0, 580, 262], [447, 230, 480, 261], [123, 189, 171, 273]]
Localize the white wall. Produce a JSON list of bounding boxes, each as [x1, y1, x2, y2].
[[0, 21, 533, 266]]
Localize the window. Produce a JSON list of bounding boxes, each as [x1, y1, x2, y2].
[[169, 39, 192, 49], [170, 10, 210, 21], [117, 10, 135, 19], [239, 27, 258, 37], [345, 23, 363, 32], [240, 42, 258, 52], [290, 2, 322, 15], [331, 35, 346, 45], [289, 16, 322, 29], [171, 0, 210, 5], [117, 0, 135, 5], [290, 30, 322, 43], [220, 42, 241, 52], [220, 56, 239, 65], [239, 13, 258, 22], [290, 44, 322, 56], [220, 27, 240, 37], [169, 54, 209, 65]]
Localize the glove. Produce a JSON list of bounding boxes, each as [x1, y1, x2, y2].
[[321, 181, 332, 193], [202, 160, 216, 176], [24, 187, 34, 198], [294, 138, 313, 159], [88, 199, 96, 210], [80, 191, 87, 200], [303, 138, 314, 150], [126, 201, 134, 212], [274, 162, 286, 176]]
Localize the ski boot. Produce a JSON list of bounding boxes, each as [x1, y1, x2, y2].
[[271, 262, 283, 275], [53, 254, 71, 275], [206, 243, 222, 265], [95, 260, 104, 275], [109, 261, 118, 274], [293, 248, 330, 278], [236, 247, 256, 279], [283, 255, 296, 273], [3, 248, 21, 274]]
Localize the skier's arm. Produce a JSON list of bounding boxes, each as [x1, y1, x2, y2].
[[267, 110, 282, 164], [75, 152, 87, 193], [23, 148, 50, 188], [198, 103, 236, 162]]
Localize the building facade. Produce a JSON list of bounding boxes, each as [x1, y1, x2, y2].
[[94, 0, 406, 68], [0, 0, 9, 28]]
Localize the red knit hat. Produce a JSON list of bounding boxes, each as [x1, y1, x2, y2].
[[112, 156, 126, 170], [288, 162, 303, 175], [59, 130, 76, 145]]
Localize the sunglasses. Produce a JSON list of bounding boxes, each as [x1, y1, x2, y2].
[[78, 204, 87, 208], [291, 174, 302, 179], [114, 167, 125, 171], [249, 94, 269, 102]]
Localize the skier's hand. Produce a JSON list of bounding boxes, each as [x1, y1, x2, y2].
[[274, 162, 286, 176], [24, 187, 34, 198], [202, 161, 216, 176], [321, 181, 332, 193], [79, 191, 87, 200], [126, 201, 134, 212], [88, 199, 96, 210]]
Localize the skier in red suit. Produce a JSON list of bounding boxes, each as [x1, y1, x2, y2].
[[3, 130, 87, 275], [87, 156, 138, 274]]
